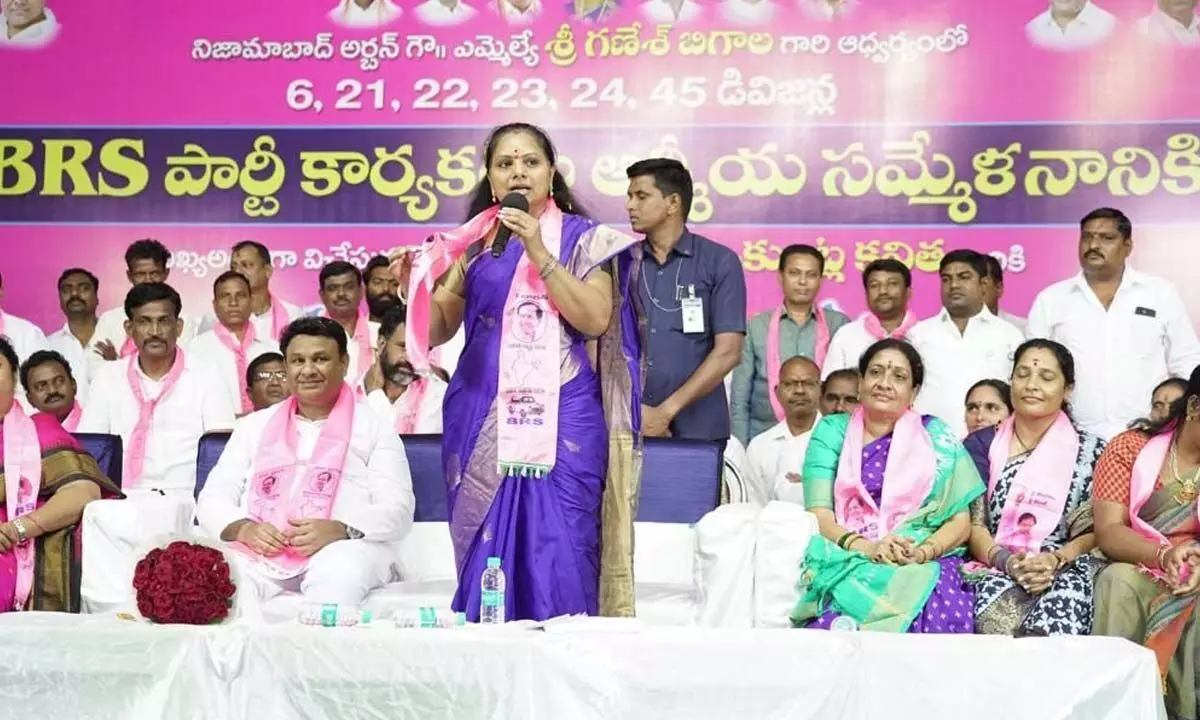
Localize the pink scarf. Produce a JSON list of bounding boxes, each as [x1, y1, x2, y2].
[[233, 383, 354, 580], [766, 305, 830, 421], [214, 322, 257, 413], [3, 403, 42, 611], [987, 413, 1079, 555], [833, 408, 935, 541], [61, 402, 82, 432], [124, 350, 187, 489], [861, 310, 918, 340], [120, 336, 136, 358], [264, 296, 292, 341], [406, 201, 563, 476], [1128, 431, 1176, 578], [392, 380, 429, 434], [321, 308, 372, 398]]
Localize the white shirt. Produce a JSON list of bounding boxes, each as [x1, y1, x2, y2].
[[746, 420, 817, 506], [999, 310, 1028, 334], [365, 381, 446, 434], [328, 0, 402, 27], [909, 308, 1025, 438], [47, 323, 103, 406], [197, 296, 303, 342], [0, 311, 48, 373], [78, 354, 237, 494], [186, 328, 280, 414], [1026, 1, 1116, 50], [1137, 7, 1200, 45], [0, 8, 59, 48], [414, 0, 476, 25], [494, 0, 542, 23], [822, 317, 913, 380], [196, 401, 415, 547], [803, 0, 854, 20], [641, 0, 702, 23], [1027, 267, 1200, 439], [719, 0, 776, 25], [93, 305, 199, 358]]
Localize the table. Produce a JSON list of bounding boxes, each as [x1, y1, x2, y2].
[[0, 614, 1166, 720]]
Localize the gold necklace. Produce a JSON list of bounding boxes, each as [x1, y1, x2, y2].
[[1168, 442, 1200, 504]]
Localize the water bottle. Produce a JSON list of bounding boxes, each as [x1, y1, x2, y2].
[[480, 556, 507, 624], [830, 614, 859, 632], [298, 603, 373, 628]]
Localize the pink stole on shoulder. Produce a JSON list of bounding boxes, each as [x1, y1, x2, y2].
[[987, 412, 1079, 555], [233, 384, 355, 580], [61, 402, 82, 432], [1128, 432, 1176, 578], [861, 310, 917, 340], [214, 322, 257, 413], [766, 305, 830, 421], [406, 201, 564, 477], [3, 403, 43, 611], [322, 308, 372, 399], [124, 350, 187, 489], [392, 380, 429, 434], [833, 407, 935, 541]]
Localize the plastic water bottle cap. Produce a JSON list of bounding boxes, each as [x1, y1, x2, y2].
[[831, 615, 859, 632], [486, 557, 502, 569]]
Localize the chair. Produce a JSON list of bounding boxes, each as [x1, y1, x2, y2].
[[195, 431, 232, 500], [401, 434, 447, 522], [638, 438, 723, 524], [73, 433, 124, 489]]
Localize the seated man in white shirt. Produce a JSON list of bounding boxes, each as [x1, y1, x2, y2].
[[79, 283, 236, 498], [247, 351, 289, 412], [414, 0, 476, 25], [319, 261, 378, 396], [824, 259, 916, 379], [188, 271, 279, 416], [328, 0, 402, 27], [745, 356, 821, 506], [0, 272, 48, 372], [1027, 207, 1200, 438], [229, 240, 302, 343], [20, 350, 82, 430], [982, 254, 1027, 333], [47, 268, 102, 405], [1137, 0, 1199, 44], [365, 307, 446, 434], [819, 368, 860, 416], [909, 250, 1025, 437], [1026, 0, 1116, 50], [93, 239, 198, 362], [197, 317, 415, 611], [0, 0, 59, 47]]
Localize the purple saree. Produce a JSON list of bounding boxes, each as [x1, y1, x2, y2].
[[444, 213, 642, 622]]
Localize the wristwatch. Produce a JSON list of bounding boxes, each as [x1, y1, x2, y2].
[[344, 524, 365, 540], [12, 517, 30, 545]]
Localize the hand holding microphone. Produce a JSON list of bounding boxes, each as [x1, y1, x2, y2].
[[493, 192, 535, 258]]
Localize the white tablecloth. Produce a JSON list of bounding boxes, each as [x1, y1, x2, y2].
[[0, 614, 1166, 720]]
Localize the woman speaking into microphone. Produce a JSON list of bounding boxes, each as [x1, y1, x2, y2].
[[394, 123, 643, 621]]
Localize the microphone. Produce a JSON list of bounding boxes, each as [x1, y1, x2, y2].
[[491, 192, 530, 258]]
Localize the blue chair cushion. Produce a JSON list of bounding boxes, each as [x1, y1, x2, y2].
[[195, 431, 232, 500], [402, 434, 447, 522], [637, 438, 723, 524], [73, 433, 123, 489]]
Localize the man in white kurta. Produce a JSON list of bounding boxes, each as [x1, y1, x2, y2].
[[414, 0, 476, 25], [745, 357, 821, 506], [1026, 208, 1200, 438], [79, 283, 236, 498], [225, 240, 302, 343], [0, 0, 59, 47], [328, 0, 402, 26], [188, 272, 279, 415], [641, 0, 701, 22], [823, 259, 916, 379], [1137, 0, 1199, 45], [1026, 0, 1116, 50], [364, 308, 446, 434], [319, 262, 379, 395], [197, 317, 415, 611], [93, 240, 199, 362], [47, 268, 103, 406], [909, 251, 1025, 438]]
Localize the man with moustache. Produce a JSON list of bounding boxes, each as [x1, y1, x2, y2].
[[732, 244, 847, 445], [318, 262, 377, 397], [365, 307, 446, 434], [819, 369, 860, 416], [20, 350, 82, 430], [93, 239, 199, 361], [363, 255, 403, 325], [744, 356, 822, 507], [1137, 0, 1199, 44], [1026, 0, 1116, 50], [229, 240, 301, 343], [246, 352, 289, 412], [823, 258, 916, 379], [47, 268, 102, 405], [188, 272, 279, 415], [1027, 207, 1200, 438], [79, 283, 235, 498], [0, 0, 59, 47]]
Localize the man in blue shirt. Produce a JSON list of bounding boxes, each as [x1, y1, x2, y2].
[[626, 158, 747, 444]]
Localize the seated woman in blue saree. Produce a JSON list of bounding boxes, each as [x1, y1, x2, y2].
[[792, 339, 984, 632], [399, 123, 642, 621]]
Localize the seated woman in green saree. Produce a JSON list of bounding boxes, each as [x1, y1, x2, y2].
[[1093, 365, 1200, 720], [0, 338, 120, 612], [792, 339, 985, 632]]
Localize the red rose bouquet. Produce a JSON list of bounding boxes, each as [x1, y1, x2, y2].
[[132, 540, 237, 625]]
